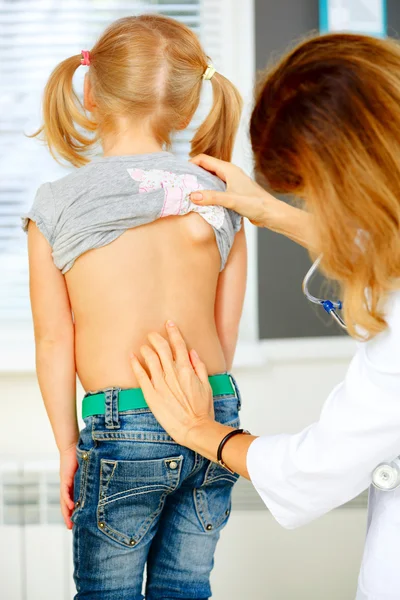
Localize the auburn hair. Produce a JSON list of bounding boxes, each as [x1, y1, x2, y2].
[[250, 33, 400, 339], [33, 14, 242, 167]]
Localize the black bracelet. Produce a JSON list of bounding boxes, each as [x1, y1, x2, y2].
[[217, 428, 250, 474]]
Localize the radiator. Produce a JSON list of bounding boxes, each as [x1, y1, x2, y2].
[[0, 459, 75, 600]]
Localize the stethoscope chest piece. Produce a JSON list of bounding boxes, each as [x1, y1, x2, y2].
[[372, 460, 400, 491]]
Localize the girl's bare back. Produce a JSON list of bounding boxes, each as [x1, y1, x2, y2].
[[66, 213, 226, 391]]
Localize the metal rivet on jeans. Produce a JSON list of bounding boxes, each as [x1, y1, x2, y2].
[[82, 453, 89, 461], [225, 509, 230, 516], [129, 539, 136, 546], [206, 524, 213, 531], [99, 522, 105, 528], [168, 461, 178, 470], [75, 501, 80, 508]]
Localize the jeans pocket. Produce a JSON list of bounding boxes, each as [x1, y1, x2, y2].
[[194, 461, 240, 533], [97, 455, 183, 548]]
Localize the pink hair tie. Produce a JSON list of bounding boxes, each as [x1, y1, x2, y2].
[[81, 50, 91, 66]]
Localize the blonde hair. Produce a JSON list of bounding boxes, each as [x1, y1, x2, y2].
[[33, 14, 243, 167], [250, 33, 400, 339]]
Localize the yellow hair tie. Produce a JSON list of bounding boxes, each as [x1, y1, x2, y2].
[[203, 65, 216, 81]]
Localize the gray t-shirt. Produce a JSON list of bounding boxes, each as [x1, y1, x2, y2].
[[22, 152, 242, 273]]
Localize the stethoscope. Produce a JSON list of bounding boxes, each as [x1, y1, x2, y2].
[[303, 255, 400, 491], [302, 255, 347, 329]]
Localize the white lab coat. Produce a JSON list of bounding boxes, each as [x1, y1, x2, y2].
[[247, 290, 400, 599]]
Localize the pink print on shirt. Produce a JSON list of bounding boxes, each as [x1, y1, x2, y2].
[[127, 168, 225, 230]]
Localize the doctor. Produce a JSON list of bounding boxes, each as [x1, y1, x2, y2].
[[131, 33, 400, 599]]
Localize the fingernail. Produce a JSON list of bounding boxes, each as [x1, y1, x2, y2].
[[191, 192, 203, 202], [129, 352, 136, 360], [166, 320, 175, 327], [191, 349, 199, 360]]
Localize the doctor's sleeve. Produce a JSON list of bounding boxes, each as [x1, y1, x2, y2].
[[246, 338, 400, 529]]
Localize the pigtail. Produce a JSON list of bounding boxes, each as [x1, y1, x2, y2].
[[190, 72, 243, 162], [31, 55, 97, 167]]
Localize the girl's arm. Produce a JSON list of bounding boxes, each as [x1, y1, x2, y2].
[[215, 226, 247, 370], [28, 222, 77, 527]]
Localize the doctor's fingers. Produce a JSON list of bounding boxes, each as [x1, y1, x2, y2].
[[190, 189, 268, 228], [147, 331, 176, 378], [139, 344, 168, 390], [131, 353, 158, 400], [190, 154, 230, 183], [164, 321, 194, 371], [190, 189, 234, 210], [189, 349, 209, 387]]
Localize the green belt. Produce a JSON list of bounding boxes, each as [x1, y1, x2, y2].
[[82, 374, 235, 419]]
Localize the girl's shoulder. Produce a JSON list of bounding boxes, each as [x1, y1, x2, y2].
[[45, 151, 226, 193], [21, 181, 55, 244], [49, 152, 227, 197]]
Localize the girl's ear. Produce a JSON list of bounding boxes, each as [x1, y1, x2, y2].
[[83, 74, 96, 112]]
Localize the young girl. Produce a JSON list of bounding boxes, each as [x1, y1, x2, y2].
[[23, 14, 246, 600]]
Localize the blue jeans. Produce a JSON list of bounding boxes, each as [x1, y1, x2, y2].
[[72, 376, 241, 599]]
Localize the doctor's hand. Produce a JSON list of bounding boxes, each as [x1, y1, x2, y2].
[[131, 321, 256, 478], [190, 154, 319, 252], [190, 154, 271, 228], [130, 321, 215, 448]]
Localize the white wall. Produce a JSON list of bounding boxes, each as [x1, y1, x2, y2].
[[0, 338, 367, 600]]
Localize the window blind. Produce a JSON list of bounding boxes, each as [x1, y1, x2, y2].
[[0, 0, 222, 320]]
